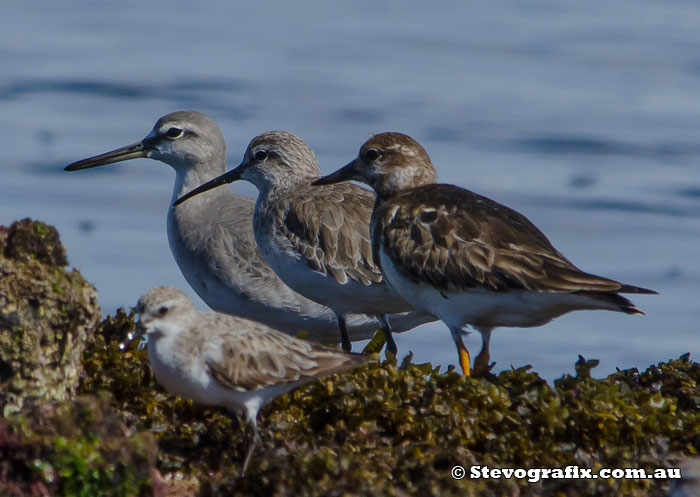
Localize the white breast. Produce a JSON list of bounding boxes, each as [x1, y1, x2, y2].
[[256, 224, 411, 316]]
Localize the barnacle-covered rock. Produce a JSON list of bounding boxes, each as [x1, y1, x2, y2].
[[0, 219, 100, 416]]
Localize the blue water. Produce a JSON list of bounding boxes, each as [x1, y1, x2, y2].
[[2, 1, 698, 380]]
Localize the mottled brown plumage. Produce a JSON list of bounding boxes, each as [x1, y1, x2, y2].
[[314, 131, 657, 376], [374, 184, 651, 299]]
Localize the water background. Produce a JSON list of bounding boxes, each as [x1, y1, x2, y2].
[[2, 1, 698, 380]]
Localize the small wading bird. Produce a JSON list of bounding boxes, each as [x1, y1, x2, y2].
[[65, 112, 433, 344], [136, 286, 370, 474], [174, 131, 436, 355], [312, 132, 657, 376]]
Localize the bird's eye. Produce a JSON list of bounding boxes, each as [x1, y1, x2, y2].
[[165, 127, 184, 139], [156, 306, 169, 316], [254, 150, 268, 161], [364, 148, 380, 161]]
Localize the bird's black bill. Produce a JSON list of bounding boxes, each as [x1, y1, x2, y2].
[[64, 142, 148, 171], [132, 322, 146, 341], [311, 160, 359, 186], [173, 163, 246, 206]]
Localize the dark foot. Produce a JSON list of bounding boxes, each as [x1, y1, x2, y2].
[[472, 360, 496, 378]]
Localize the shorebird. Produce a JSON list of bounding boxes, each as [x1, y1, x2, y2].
[[174, 131, 436, 355], [136, 286, 370, 474], [312, 132, 657, 376], [64, 112, 433, 343]]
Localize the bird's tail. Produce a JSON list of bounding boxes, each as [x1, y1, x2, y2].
[[573, 289, 653, 315]]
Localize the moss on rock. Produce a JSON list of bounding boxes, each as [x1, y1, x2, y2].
[[2, 218, 698, 496], [0, 219, 100, 416], [2, 219, 68, 267], [79, 310, 699, 497], [0, 395, 156, 497]]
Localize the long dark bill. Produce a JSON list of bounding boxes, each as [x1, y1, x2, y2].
[[311, 159, 360, 186], [173, 163, 246, 206], [64, 142, 148, 171]]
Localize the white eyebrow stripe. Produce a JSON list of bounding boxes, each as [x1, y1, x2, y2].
[[384, 144, 418, 157]]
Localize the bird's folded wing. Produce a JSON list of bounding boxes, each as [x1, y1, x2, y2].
[[375, 184, 630, 294], [204, 209, 274, 282], [205, 327, 368, 392], [274, 182, 383, 286]]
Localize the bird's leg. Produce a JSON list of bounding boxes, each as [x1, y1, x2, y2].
[[336, 314, 352, 352], [376, 314, 398, 357], [241, 421, 261, 476], [473, 327, 494, 376], [449, 326, 471, 376]]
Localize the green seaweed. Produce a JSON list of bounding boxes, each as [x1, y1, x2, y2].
[[1, 218, 698, 496], [78, 309, 699, 496], [1, 396, 155, 497]]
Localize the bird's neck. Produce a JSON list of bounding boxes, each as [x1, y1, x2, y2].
[[248, 171, 313, 203], [171, 160, 228, 207], [372, 164, 438, 202]]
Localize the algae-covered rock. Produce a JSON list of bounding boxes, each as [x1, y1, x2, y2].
[[0, 395, 156, 497], [80, 309, 700, 497], [0, 219, 100, 416], [2, 218, 698, 496]]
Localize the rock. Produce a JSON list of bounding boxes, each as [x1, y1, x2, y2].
[[0, 395, 156, 496], [1, 217, 698, 496], [2, 219, 68, 267], [0, 219, 100, 416]]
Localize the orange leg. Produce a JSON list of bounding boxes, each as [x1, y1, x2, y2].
[[457, 341, 471, 376], [450, 326, 471, 376]]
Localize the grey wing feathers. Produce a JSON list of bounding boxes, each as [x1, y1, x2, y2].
[[200, 196, 273, 281], [205, 324, 370, 392], [278, 182, 383, 286], [376, 184, 656, 295]]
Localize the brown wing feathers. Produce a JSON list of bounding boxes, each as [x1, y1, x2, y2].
[[376, 184, 656, 296]]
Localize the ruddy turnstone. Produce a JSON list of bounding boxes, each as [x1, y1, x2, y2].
[[313, 132, 656, 375]]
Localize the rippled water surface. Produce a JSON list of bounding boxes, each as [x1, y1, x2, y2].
[[2, 1, 698, 380]]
